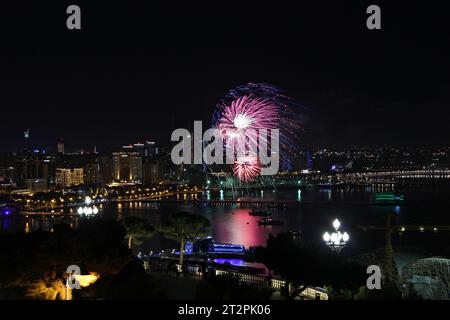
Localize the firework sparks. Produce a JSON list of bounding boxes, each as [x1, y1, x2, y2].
[[216, 95, 278, 146], [233, 154, 261, 182], [212, 83, 303, 182]]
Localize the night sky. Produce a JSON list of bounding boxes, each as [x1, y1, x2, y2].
[[1, 2, 449, 152]]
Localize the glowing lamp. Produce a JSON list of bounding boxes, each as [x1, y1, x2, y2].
[[323, 218, 349, 253]]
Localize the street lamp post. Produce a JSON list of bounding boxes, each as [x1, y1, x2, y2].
[[323, 219, 349, 253]]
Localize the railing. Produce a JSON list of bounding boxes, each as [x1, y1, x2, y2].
[[143, 259, 328, 300], [215, 269, 328, 300]]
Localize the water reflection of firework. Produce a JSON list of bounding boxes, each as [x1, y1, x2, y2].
[[212, 83, 303, 182]]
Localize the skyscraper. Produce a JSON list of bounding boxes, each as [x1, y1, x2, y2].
[[55, 168, 71, 187], [71, 168, 84, 186], [121, 141, 160, 157], [23, 129, 31, 152], [112, 152, 142, 183], [99, 155, 113, 184], [57, 138, 65, 154], [85, 163, 100, 185], [143, 157, 165, 184], [55, 168, 84, 187]]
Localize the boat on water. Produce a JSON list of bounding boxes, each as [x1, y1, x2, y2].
[[184, 238, 245, 255], [258, 217, 284, 226], [249, 209, 271, 216], [373, 192, 405, 203]]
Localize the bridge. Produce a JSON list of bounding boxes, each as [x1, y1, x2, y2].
[[115, 198, 406, 207], [337, 169, 450, 179]]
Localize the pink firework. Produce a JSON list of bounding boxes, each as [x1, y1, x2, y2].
[[233, 154, 261, 182], [212, 83, 303, 182], [215, 96, 279, 181], [217, 95, 278, 140]]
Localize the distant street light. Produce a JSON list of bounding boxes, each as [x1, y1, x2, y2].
[[323, 219, 349, 253], [77, 196, 99, 216]]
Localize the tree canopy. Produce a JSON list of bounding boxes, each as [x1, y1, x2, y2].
[[122, 216, 154, 249], [158, 212, 211, 265]]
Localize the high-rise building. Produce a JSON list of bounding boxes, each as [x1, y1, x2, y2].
[[57, 138, 65, 154], [42, 156, 57, 186], [12, 152, 45, 186], [0, 167, 14, 184], [55, 168, 71, 187], [112, 152, 142, 183], [23, 129, 31, 152], [55, 168, 84, 187], [122, 141, 160, 157], [71, 168, 84, 186], [26, 178, 48, 192], [143, 157, 165, 184], [99, 155, 113, 184], [85, 163, 100, 185]]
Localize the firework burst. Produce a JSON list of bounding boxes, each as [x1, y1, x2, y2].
[[233, 154, 261, 182], [212, 83, 303, 182], [217, 95, 278, 142]]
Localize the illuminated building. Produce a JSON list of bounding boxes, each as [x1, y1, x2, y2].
[[55, 168, 84, 187], [99, 155, 113, 184], [112, 152, 142, 183], [42, 157, 57, 185], [0, 167, 14, 184], [57, 138, 65, 154], [184, 238, 245, 254], [122, 141, 160, 157], [71, 168, 84, 186], [12, 152, 46, 186], [85, 163, 100, 184], [143, 158, 164, 184], [22, 129, 32, 152], [56, 168, 71, 187], [25, 178, 48, 192]]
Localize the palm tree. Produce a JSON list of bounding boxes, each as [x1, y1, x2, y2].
[[123, 216, 154, 249], [158, 212, 211, 265]]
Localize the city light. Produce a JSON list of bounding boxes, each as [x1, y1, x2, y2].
[[73, 272, 99, 287], [77, 204, 99, 216], [323, 219, 349, 252], [332, 218, 341, 230], [233, 113, 253, 129]]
